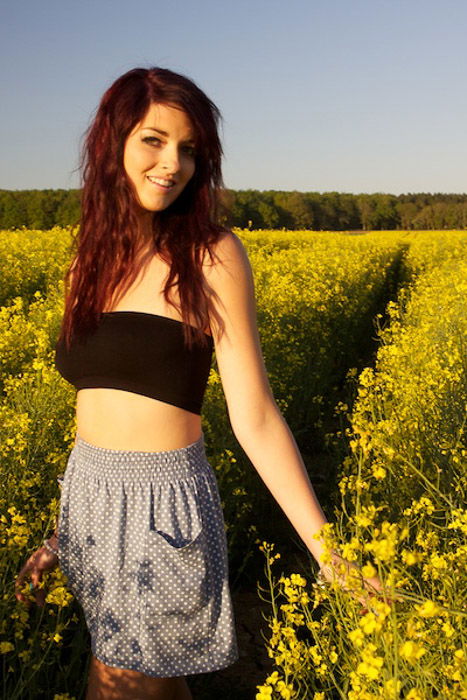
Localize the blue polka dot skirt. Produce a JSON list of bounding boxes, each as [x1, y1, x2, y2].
[[56, 431, 239, 677]]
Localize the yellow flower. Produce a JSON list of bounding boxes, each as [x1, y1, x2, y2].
[[348, 628, 365, 647], [405, 690, 424, 700], [384, 678, 402, 698], [415, 600, 442, 618], [399, 641, 426, 661], [361, 563, 376, 578], [372, 464, 386, 480], [0, 641, 15, 654], [401, 549, 423, 566], [356, 643, 384, 680], [276, 679, 295, 699], [356, 660, 379, 680], [429, 554, 448, 570], [46, 586, 74, 607], [364, 521, 398, 562], [290, 573, 307, 587], [308, 645, 323, 665], [265, 671, 280, 685], [403, 496, 435, 516], [441, 621, 455, 638], [359, 612, 381, 635]]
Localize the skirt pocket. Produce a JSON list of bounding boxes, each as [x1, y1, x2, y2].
[[146, 481, 211, 618]]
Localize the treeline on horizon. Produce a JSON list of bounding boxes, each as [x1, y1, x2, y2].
[[1, 188, 467, 231]]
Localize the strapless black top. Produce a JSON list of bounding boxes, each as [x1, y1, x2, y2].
[[54, 311, 214, 415]]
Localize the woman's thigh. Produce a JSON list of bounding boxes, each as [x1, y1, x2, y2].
[[85, 654, 193, 700]]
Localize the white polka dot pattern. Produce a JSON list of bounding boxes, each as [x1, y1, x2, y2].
[[56, 431, 239, 677]]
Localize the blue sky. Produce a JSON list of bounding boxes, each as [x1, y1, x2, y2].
[[1, 0, 466, 194]]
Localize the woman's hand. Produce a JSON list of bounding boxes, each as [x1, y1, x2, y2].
[[317, 553, 391, 611], [15, 539, 59, 608]]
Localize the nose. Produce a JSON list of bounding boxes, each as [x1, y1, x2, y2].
[[160, 143, 180, 174]]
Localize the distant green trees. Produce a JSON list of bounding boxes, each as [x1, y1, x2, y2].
[[1, 188, 466, 230], [0, 190, 80, 230], [225, 190, 467, 230]]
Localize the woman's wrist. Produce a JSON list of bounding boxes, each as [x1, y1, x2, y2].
[[316, 548, 342, 568], [43, 537, 59, 556]]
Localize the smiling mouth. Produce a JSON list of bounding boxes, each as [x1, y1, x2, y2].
[[146, 176, 175, 189]]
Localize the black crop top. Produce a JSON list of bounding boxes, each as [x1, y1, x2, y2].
[[54, 311, 214, 415]]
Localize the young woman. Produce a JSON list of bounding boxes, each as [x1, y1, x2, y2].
[[15, 67, 383, 699]]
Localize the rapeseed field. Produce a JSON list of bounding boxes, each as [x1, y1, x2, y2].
[[255, 232, 466, 699], [0, 227, 465, 699]]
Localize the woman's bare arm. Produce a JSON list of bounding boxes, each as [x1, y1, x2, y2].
[[203, 231, 330, 565]]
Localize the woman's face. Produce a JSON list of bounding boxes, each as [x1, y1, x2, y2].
[[123, 102, 197, 214]]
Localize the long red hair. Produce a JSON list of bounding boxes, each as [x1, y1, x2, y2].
[[58, 67, 225, 351]]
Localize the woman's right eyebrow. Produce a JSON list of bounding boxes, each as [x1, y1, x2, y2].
[[143, 127, 168, 136], [142, 126, 195, 146]]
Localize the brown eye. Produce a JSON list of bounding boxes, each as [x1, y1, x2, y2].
[[142, 136, 162, 146]]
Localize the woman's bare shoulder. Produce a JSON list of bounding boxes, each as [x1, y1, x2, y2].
[[202, 230, 248, 275]]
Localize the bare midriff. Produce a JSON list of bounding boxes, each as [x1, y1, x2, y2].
[[75, 389, 204, 451], [73, 246, 212, 452]]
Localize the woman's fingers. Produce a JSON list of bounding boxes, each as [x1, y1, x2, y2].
[[15, 559, 32, 599], [15, 569, 33, 605], [363, 575, 383, 595], [29, 566, 45, 607], [363, 576, 403, 607], [32, 586, 46, 607], [318, 560, 403, 613], [30, 565, 42, 588], [322, 563, 396, 610], [15, 547, 55, 607]]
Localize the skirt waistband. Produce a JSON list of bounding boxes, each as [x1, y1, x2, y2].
[[69, 431, 208, 482]]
